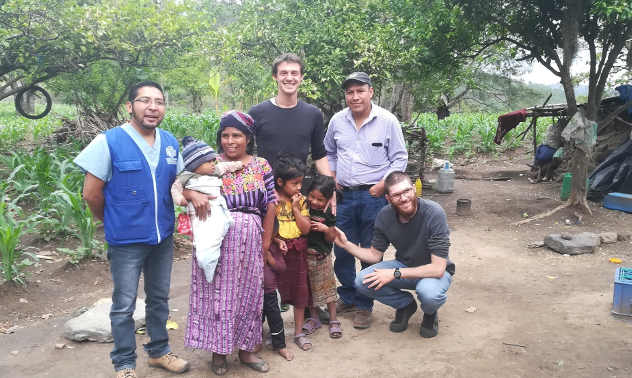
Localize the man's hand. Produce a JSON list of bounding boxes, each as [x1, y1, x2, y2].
[[332, 226, 349, 247], [183, 189, 212, 220], [368, 181, 385, 197], [324, 190, 337, 215], [362, 268, 395, 290]]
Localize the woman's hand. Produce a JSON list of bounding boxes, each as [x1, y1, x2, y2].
[[183, 189, 212, 220]]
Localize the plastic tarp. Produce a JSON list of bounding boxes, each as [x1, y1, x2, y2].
[[615, 85, 632, 116], [561, 109, 597, 156], [588, 139, 632, 201]]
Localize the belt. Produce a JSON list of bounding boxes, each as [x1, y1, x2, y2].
[[340, 184, 373, 191]]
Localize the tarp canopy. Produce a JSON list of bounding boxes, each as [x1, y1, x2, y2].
[[588, 139, 632, 201]]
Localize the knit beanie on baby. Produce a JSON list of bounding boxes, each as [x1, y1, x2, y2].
[[181, 136, 217, 172]]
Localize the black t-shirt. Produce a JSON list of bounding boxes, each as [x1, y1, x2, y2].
[[372, 198, 455, 275], [307, 208, 336, 255], [248, 99, 327, 168]]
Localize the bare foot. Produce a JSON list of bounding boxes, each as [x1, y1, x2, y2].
[[253, 343, 263, 353], [278, 347, 294, 361]]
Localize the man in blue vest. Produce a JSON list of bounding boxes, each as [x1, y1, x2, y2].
[[74, 81, 189, 378]]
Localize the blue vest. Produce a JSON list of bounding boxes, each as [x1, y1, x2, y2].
[[103, 127, 178, 246]]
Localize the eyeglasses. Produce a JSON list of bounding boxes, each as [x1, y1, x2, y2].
[[134, 97, 166, 107], [389, 187, 414, 201]]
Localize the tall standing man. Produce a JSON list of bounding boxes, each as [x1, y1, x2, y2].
[[333, 171, 454, 338], [248, 53, 332, 176], [74, 81, 190, 378], [249, 53, 334, 324], [324, 72, 408, 329]]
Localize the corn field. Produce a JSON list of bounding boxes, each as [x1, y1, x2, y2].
[[0, 102, 548, 284]]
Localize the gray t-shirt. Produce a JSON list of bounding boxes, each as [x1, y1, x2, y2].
[[372, 198, 455, 275]]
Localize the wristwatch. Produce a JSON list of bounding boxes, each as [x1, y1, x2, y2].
[[393, 267, 402, 280]]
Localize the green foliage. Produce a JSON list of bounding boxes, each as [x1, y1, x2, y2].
[[224, 0, 476, 119], [0, 0, 210, 107], [0, 101, 74, 147], [53, 187, 102, 264], [412, 112, 550, 158], [453, 0, 632, 119], [0, 201, 37, 285], [161, 111, 221, 148], [48, 62, 139, 117]]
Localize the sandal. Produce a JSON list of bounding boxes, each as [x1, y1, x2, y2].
[[302, 317, 322, 335], [240, 358, 269, 373], [294, 333, 312, 351], [328, 320, 343, 339]]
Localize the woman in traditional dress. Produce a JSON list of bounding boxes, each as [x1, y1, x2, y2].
[[184, 110, 276, 375]]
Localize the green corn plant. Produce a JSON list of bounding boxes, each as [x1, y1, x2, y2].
[[53, 187, 102, 264], [0, 201, 36, 285]]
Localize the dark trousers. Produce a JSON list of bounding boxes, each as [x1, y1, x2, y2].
[[263, 291, 286, 349], [334, 190, 387, 311]]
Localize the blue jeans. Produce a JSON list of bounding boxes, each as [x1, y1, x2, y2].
[[107, 235, 174, 371], [334, 190, 387, 311], [355, 260, 452, 314]]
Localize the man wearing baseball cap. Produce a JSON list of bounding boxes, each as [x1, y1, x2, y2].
[[323, 72, 408, 329]]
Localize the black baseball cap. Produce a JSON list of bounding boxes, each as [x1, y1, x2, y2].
[[342, 72, 372, 89]]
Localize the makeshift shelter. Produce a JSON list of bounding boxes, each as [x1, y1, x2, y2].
[[494, 85, 632, 200]]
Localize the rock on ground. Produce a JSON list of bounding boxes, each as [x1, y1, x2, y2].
[[544, 232, 601, 255], [64, 297, 145, 343], [600, 232, 618, 244]]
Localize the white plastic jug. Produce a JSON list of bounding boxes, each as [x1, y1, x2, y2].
[[437, 162, 455, 193]]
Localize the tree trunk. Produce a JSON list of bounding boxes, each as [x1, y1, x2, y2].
[[400, 87, 413, 123], [23, 90, 35, 114], [566, 143, 591, 214]]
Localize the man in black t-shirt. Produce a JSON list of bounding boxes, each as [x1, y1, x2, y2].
[[248, 53, 331, 176], [333, 171, 454, 338], [249, 53, 334, 325]]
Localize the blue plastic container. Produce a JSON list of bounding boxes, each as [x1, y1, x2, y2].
[[612, 267, 632, 316], [603, 192, 632, 213]]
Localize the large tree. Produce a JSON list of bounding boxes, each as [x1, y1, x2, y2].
[[454, 0, 632, 212], [0, 0, 207, 102], [222, 0, 476, 122]]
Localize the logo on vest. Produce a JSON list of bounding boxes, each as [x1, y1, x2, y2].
[[165, 145, 177, 165]]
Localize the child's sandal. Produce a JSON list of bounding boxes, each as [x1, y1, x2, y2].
[[294, 333, 312, 351], [329, 320, 343, 339], [302, 317, 322, 335]]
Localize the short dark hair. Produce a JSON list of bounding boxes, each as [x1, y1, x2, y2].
[[308, 175, 336, 199], [384, 171, 413, 195], [272, 53, 304, 76], [273, 154, 306, 190], [128, 81, 164, 102]]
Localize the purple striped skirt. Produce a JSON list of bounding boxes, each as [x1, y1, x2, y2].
[[184, 211, 264, 354]]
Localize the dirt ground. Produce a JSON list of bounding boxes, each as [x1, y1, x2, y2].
[[1, 149, 632, 378]]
